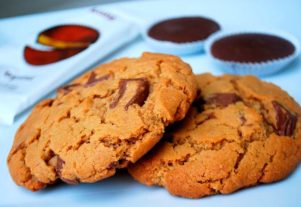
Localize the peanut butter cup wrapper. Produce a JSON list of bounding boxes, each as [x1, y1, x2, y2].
[[205, 30, 300, 76], [143, 16, 221, 55]]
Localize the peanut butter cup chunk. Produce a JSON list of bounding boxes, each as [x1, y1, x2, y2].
[[7, 52, 197, 191]]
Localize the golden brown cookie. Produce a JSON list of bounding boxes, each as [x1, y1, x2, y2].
[[7, 52, 197, 191], [128, 73, 301, 198]]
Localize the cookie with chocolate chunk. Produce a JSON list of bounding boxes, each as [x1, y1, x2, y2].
[[7, 52, 197, 191], [128, 73, 301, 198]]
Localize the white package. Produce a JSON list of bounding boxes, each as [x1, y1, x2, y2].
[[0, 8, 138, 125]]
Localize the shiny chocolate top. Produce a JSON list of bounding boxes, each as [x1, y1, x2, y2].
[[148, 17, 220, 43], [211, 33, 295, 62]]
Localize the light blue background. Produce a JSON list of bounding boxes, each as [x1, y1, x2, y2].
[[0, 0, 301, 206]]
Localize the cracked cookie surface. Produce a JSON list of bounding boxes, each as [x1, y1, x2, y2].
[[7, 52, 197, 191], [128, 73, 301, 198]]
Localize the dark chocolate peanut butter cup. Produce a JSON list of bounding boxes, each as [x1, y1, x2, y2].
[[144, 16, 220, 55], [205, 30, 300, 76]]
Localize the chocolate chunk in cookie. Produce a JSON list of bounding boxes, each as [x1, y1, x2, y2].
[[58, 83, 81, 95], [84, 71, 110, 87], [272, 101, 297, 136], [110, 78, 149, 110], [54, 156, 78, 185], [206, 93, 241, 107]]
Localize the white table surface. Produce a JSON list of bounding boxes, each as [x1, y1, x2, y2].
[[1, 0, 301, 206]]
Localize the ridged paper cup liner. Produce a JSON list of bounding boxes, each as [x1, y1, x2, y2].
[[205, 29, 300, 76]]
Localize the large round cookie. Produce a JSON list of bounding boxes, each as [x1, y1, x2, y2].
[[128, 73, 301, 198], [7, 52, 197, 191]]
